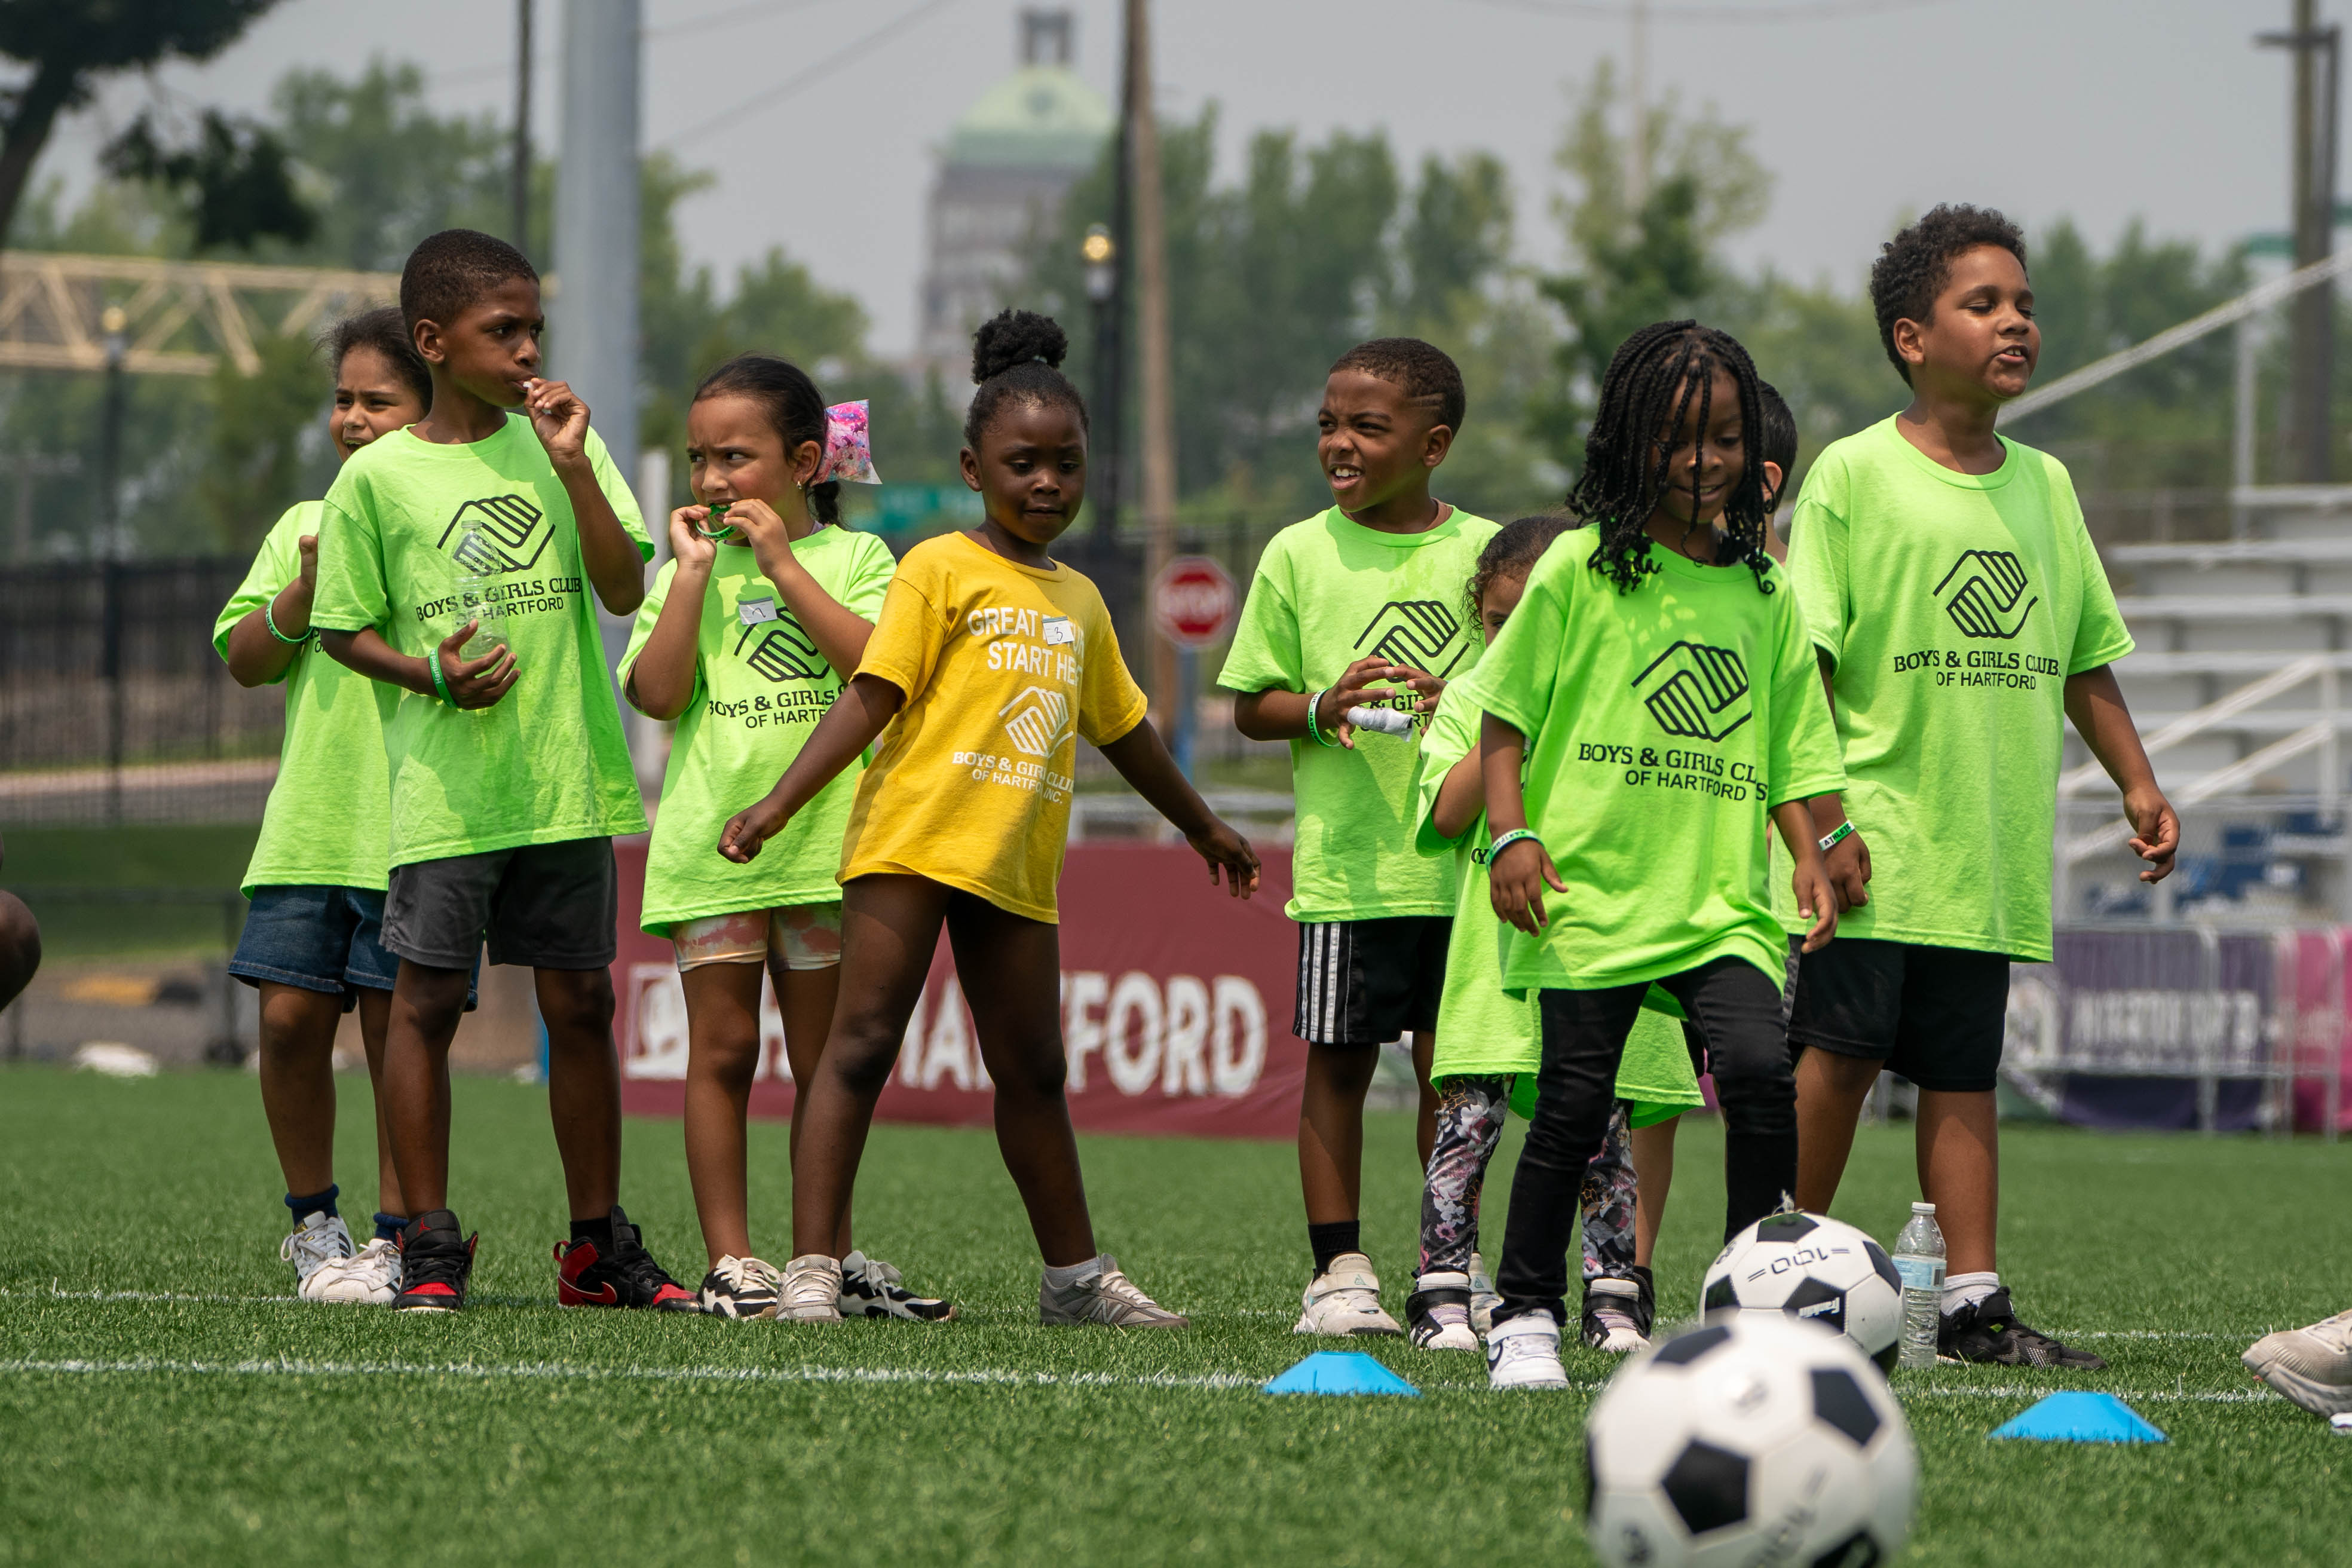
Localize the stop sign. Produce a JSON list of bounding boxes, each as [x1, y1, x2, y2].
[[1152, 555, 1239, 648]]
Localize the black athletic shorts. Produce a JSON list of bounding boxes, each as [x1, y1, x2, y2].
[[1292, 915, 1450, 1046], [382, 837, 619, 972], [1783, 935, 2011, 1094]]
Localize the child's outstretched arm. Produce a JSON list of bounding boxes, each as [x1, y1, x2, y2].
[[2064, 664, 2179, 884], [1233, 654, 1406, 750], [1481, 710, 1565, 934], [1771, 798, 1840, 953], [522, 377, 646, 617], [1095, 719, 1261, 899], [320, 623, 518, 709], [718, 672, 902, 863]]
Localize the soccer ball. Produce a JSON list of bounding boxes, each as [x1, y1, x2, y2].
[[1584, 1313, 1916, 1568], [1701, 1210, 1906, 1371]]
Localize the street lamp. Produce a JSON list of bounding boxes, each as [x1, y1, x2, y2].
[[96, 305, 127, 558], [1082, 222, 1122, 538]]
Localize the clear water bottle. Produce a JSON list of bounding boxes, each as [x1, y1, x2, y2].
[[452, 526, 507, 663], [1892, 1200, 1946, 1371]]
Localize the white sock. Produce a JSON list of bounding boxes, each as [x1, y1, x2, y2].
[[1042, 1255, 1105, 1290], [1943, 1270, 1999, 1315]]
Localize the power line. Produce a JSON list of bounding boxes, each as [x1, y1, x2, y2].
[[655, 0, 964, 151], [1465, 0, 1953, 21], [426, 0, 840, 91]]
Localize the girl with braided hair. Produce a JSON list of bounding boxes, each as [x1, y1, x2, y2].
[[1450, 322, 1852, 1390]]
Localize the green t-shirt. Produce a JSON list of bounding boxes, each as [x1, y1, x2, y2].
[[212, 501, 393, 897], [1217, 504, 1500, 922], [309, 415, 653, 866], [1454, 528, 1845, 994], [1412, 685, 1706, 1112], [1776, 418, 2133, 961], [619, 527, 898, 934]]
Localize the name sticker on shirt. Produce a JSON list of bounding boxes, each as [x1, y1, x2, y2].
[[737, 593, 779, 627], [1042, 615, 1076, 647]]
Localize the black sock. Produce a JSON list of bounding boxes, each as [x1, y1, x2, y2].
[[373, 1212, 407, 1244], [1307, 1220, 1361, 1275], [570, 1212, 616, 1254], [284, 1184, 339, 1223]]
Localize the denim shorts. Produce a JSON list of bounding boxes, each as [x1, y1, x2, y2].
[[231, 885, 477, 1010]]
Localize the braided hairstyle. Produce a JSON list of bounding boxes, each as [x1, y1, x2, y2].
[[694, 353, 841, 525], [1466, 512, 1574, 635], [1567, 320, 1774, 596], [964, 308, 1088, 448]]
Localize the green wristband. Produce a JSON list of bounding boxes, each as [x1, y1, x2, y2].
[[262, 599, 308, 646], [1306, 689, 1340, 748], [1817, 820, 1855, 855], [1486, 828, 1542, 863], [429, 651, 458, 708]]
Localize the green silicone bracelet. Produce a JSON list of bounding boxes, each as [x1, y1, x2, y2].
[[1817, 820, 1855, 855], [430, 651, 458, 708], [1306, 689, 1340, 748], [1487, 828, 1542, 863], [262, 598, 308, 646]]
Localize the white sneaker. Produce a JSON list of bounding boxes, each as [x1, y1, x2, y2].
[[1039, 1255, 1187, 1328], [1468, 1251, 1502, 1337], [779, 1254, 844, 1323], [2244, 1308, 2352, 1417], [1487, 1310, 1571, 1390], [1406, 1271, 1480, 1350], [281, 1212, 391, 1303], [1294, 1252, 1402, 1337], [699, 1255, 782, 1319]]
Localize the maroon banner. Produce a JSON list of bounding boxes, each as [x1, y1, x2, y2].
[[614, 840, 1307, 1140]]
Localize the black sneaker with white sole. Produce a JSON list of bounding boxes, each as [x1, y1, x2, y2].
[[1938, 1286, 2107, 1370], [697, 1255, 782, 1319], [1580, 1275, 1651, 1353], [838, 1250, 953, 1320], [393, 1210, 476, 1313]]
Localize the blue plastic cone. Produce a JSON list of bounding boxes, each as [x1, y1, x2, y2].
[[1261, 1351, 1421, 1396], [1987, 1391, 2167, 1444]]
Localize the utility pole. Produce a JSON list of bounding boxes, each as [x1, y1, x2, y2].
[[553, 0, 639, 485], [1628, 0, 1650, 207], [1092, 11, 1135, 543], [2262, 1, 2342, 483], [1126, 0, 1178, 736], [512, 0, 534, 256]]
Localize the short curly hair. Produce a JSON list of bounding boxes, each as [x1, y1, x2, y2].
[[400, 228, 537, 336], [1869, 204, 2028, 385], [1329, 336, 1466, 434]]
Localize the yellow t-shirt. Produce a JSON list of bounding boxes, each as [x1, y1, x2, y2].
[[840, 531, 1149, 922]]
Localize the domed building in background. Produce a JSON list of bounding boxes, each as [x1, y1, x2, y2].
[[915, 8, 1112, 375]]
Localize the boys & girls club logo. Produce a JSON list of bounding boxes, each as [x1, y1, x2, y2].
[[1934, 550, 2038, 639], [1634, 641, 1752, 742], [734, 618, 828, 683], [999, 686, 1074, 758], [1354, 600, 1468, 675], [439, 494, 552, 574]]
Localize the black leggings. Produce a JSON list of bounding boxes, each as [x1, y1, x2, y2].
[[1494, 956, 1797, 1328]]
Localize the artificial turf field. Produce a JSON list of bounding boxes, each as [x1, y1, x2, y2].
[[1, 1066, 2345, 1567]]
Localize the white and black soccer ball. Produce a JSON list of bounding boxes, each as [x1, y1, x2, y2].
[[1584, 1313, 1916, 1568], [1701, 1210, 1906, 1371]]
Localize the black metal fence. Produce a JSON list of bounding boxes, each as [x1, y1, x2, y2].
[[0, 559, 286, 826]]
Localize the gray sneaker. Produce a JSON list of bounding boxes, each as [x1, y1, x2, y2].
[[1039, 1255, 1188, 1328], [779, 1254, 844, 1324], [2244, 1308, 2352, 1417]]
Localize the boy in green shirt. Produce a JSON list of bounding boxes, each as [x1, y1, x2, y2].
[[1220, 338, 1499, 1336], [313, 229, 693, 1315], [1780, 205, 2178, 1368]]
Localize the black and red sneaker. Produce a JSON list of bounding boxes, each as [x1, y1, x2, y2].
[[554, 1206, 698, 1311], [394, 1210, 477, 1313]]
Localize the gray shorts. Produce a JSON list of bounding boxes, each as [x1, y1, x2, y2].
[[382, 837, 618, 971]]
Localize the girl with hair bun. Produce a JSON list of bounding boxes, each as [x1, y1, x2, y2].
[[720, 310, 1261, 1328], [622, 353, 950, 1322]]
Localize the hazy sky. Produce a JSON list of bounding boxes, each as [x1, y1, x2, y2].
[[32, 0, 2334, 359]]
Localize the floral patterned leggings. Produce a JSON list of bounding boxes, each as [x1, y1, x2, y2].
[[1417, 1075, 1637, 1282]]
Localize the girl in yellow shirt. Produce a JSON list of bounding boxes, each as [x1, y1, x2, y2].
[[720, 311, 1261, 1326]]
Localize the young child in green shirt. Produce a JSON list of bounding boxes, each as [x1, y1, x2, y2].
[[1410, 513, 1705, 1356], [1465, 321, 1848, 1390], [1780, 205, 2177, 1368], [215, 307, 442, 1305], [620, 354, 946, 1323], [1220, 338, 1499, 1337], [313, 229, 693, 1315]]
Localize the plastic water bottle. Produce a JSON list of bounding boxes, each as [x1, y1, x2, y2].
[[1892, 1201, 1946, 1371], [453, 526, 507, 663]]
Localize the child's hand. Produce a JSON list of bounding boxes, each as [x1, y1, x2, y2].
[[520, 378, 590, 468], [1489, 837, 1566, 935], [295, 533, 319, 597], [1189, 818, 1261, 899], [1315, 654, 1407, 748], [1824, 827, 1870, 911], [668, 507, 720, 572], [725, 499, 800, 583], [718, 794, 791, 864], [2124, 783, 2179, 884], [1385, 664, 1445, 715], [1790, 855, 1839, 953], [434, 623, 519, 709]]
